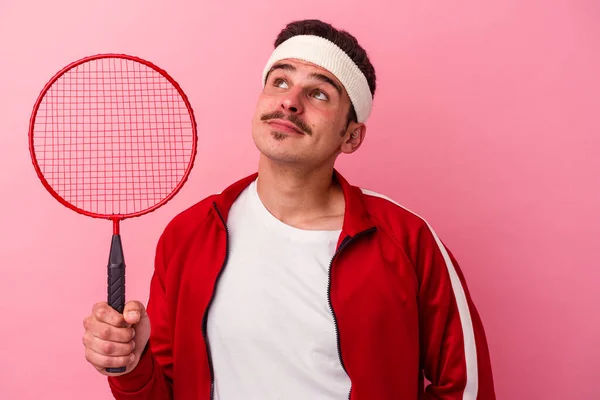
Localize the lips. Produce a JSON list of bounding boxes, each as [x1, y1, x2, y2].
[[266, 119, 304, 135]]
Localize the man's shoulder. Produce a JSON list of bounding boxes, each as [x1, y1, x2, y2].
[[161, 173, 257, 240], [355, 186, 451, 257], [357, 186, 430, 235], [159, 193, 219, 245], [170, 193, 219, 227]]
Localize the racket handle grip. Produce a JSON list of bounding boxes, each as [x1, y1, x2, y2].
[[106, 233, 127, 374]]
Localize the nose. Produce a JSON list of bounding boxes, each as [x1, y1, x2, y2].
[[279, 87, 304, 114]]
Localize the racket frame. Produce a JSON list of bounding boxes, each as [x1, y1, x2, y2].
[[28, 53, 198, 222]]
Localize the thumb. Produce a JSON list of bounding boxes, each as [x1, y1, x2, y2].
[[123, 300, 147, 325]]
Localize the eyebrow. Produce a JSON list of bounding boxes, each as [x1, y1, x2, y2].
[[267, 63, 343, 96]]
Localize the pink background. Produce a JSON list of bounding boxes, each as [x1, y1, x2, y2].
[[1, 0, 598, 399]]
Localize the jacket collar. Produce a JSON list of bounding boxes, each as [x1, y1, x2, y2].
[[213, 169, 375, 237]]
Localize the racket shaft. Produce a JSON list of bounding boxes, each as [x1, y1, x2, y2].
[[106, 234, 126, 373]]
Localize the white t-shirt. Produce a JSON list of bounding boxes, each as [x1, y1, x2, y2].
[[207, 179, 351, 400]]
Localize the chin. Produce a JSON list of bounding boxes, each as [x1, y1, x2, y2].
[[253, 136, 302, 164]]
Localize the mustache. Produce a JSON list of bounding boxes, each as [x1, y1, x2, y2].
[[260, 111, 312, 135]]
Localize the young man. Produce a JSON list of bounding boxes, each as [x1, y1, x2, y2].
[[82, 19, 496, 399]]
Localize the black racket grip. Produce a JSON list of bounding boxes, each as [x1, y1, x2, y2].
[[106, 234, 127, 373]]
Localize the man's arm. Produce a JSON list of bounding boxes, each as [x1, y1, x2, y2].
[[416, 223, 496, 399], [107, 233, 174, 399]]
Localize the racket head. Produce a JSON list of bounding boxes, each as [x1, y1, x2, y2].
[[28, 53, 198, 220]]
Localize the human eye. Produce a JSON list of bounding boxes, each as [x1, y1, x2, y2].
[[272, 78, 289, 88], [311, 89, 329, 101]]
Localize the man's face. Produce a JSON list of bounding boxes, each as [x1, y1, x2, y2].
[[251, 58, 364, 168]]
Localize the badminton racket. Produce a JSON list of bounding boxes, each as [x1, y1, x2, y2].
[[28, 53, 198, 373]]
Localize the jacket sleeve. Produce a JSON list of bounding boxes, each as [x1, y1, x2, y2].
[[107, 232, 174, 399], [415, 222, 496, 399]]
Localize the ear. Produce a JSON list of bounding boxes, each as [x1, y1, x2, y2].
[[340, 123, 366, 155]]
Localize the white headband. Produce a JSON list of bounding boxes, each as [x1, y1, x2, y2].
[[261, 35, 373, 123]]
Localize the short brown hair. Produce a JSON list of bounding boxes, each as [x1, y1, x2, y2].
[[274, 19, 376, 124]]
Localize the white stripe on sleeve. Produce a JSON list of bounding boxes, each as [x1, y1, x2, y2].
[[360, 188, 478, 399]]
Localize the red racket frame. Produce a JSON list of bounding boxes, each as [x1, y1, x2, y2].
[[28, 53, 198, 234]]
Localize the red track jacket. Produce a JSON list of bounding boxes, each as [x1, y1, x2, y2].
[[108, 171, 495, 399]]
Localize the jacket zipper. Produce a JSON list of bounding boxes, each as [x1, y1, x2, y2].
[[327, 227, 377, 400], [201, 202, 230, 400]]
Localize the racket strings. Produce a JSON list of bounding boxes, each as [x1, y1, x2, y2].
[[32, 57, 195, 216]]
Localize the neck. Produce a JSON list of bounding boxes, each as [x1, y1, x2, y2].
[[255, 156, 344, 230]]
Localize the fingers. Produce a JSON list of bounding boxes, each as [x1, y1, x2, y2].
[[82, 330, 135, 357], [92, 302, 127, 327], [83, 301, 148, 375], [85, 346, 136, 371], [123, 300, 147, 325], [84, 313, 136, 343]]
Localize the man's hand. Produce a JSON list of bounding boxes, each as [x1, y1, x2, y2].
[[82, 301, 151, 376]]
